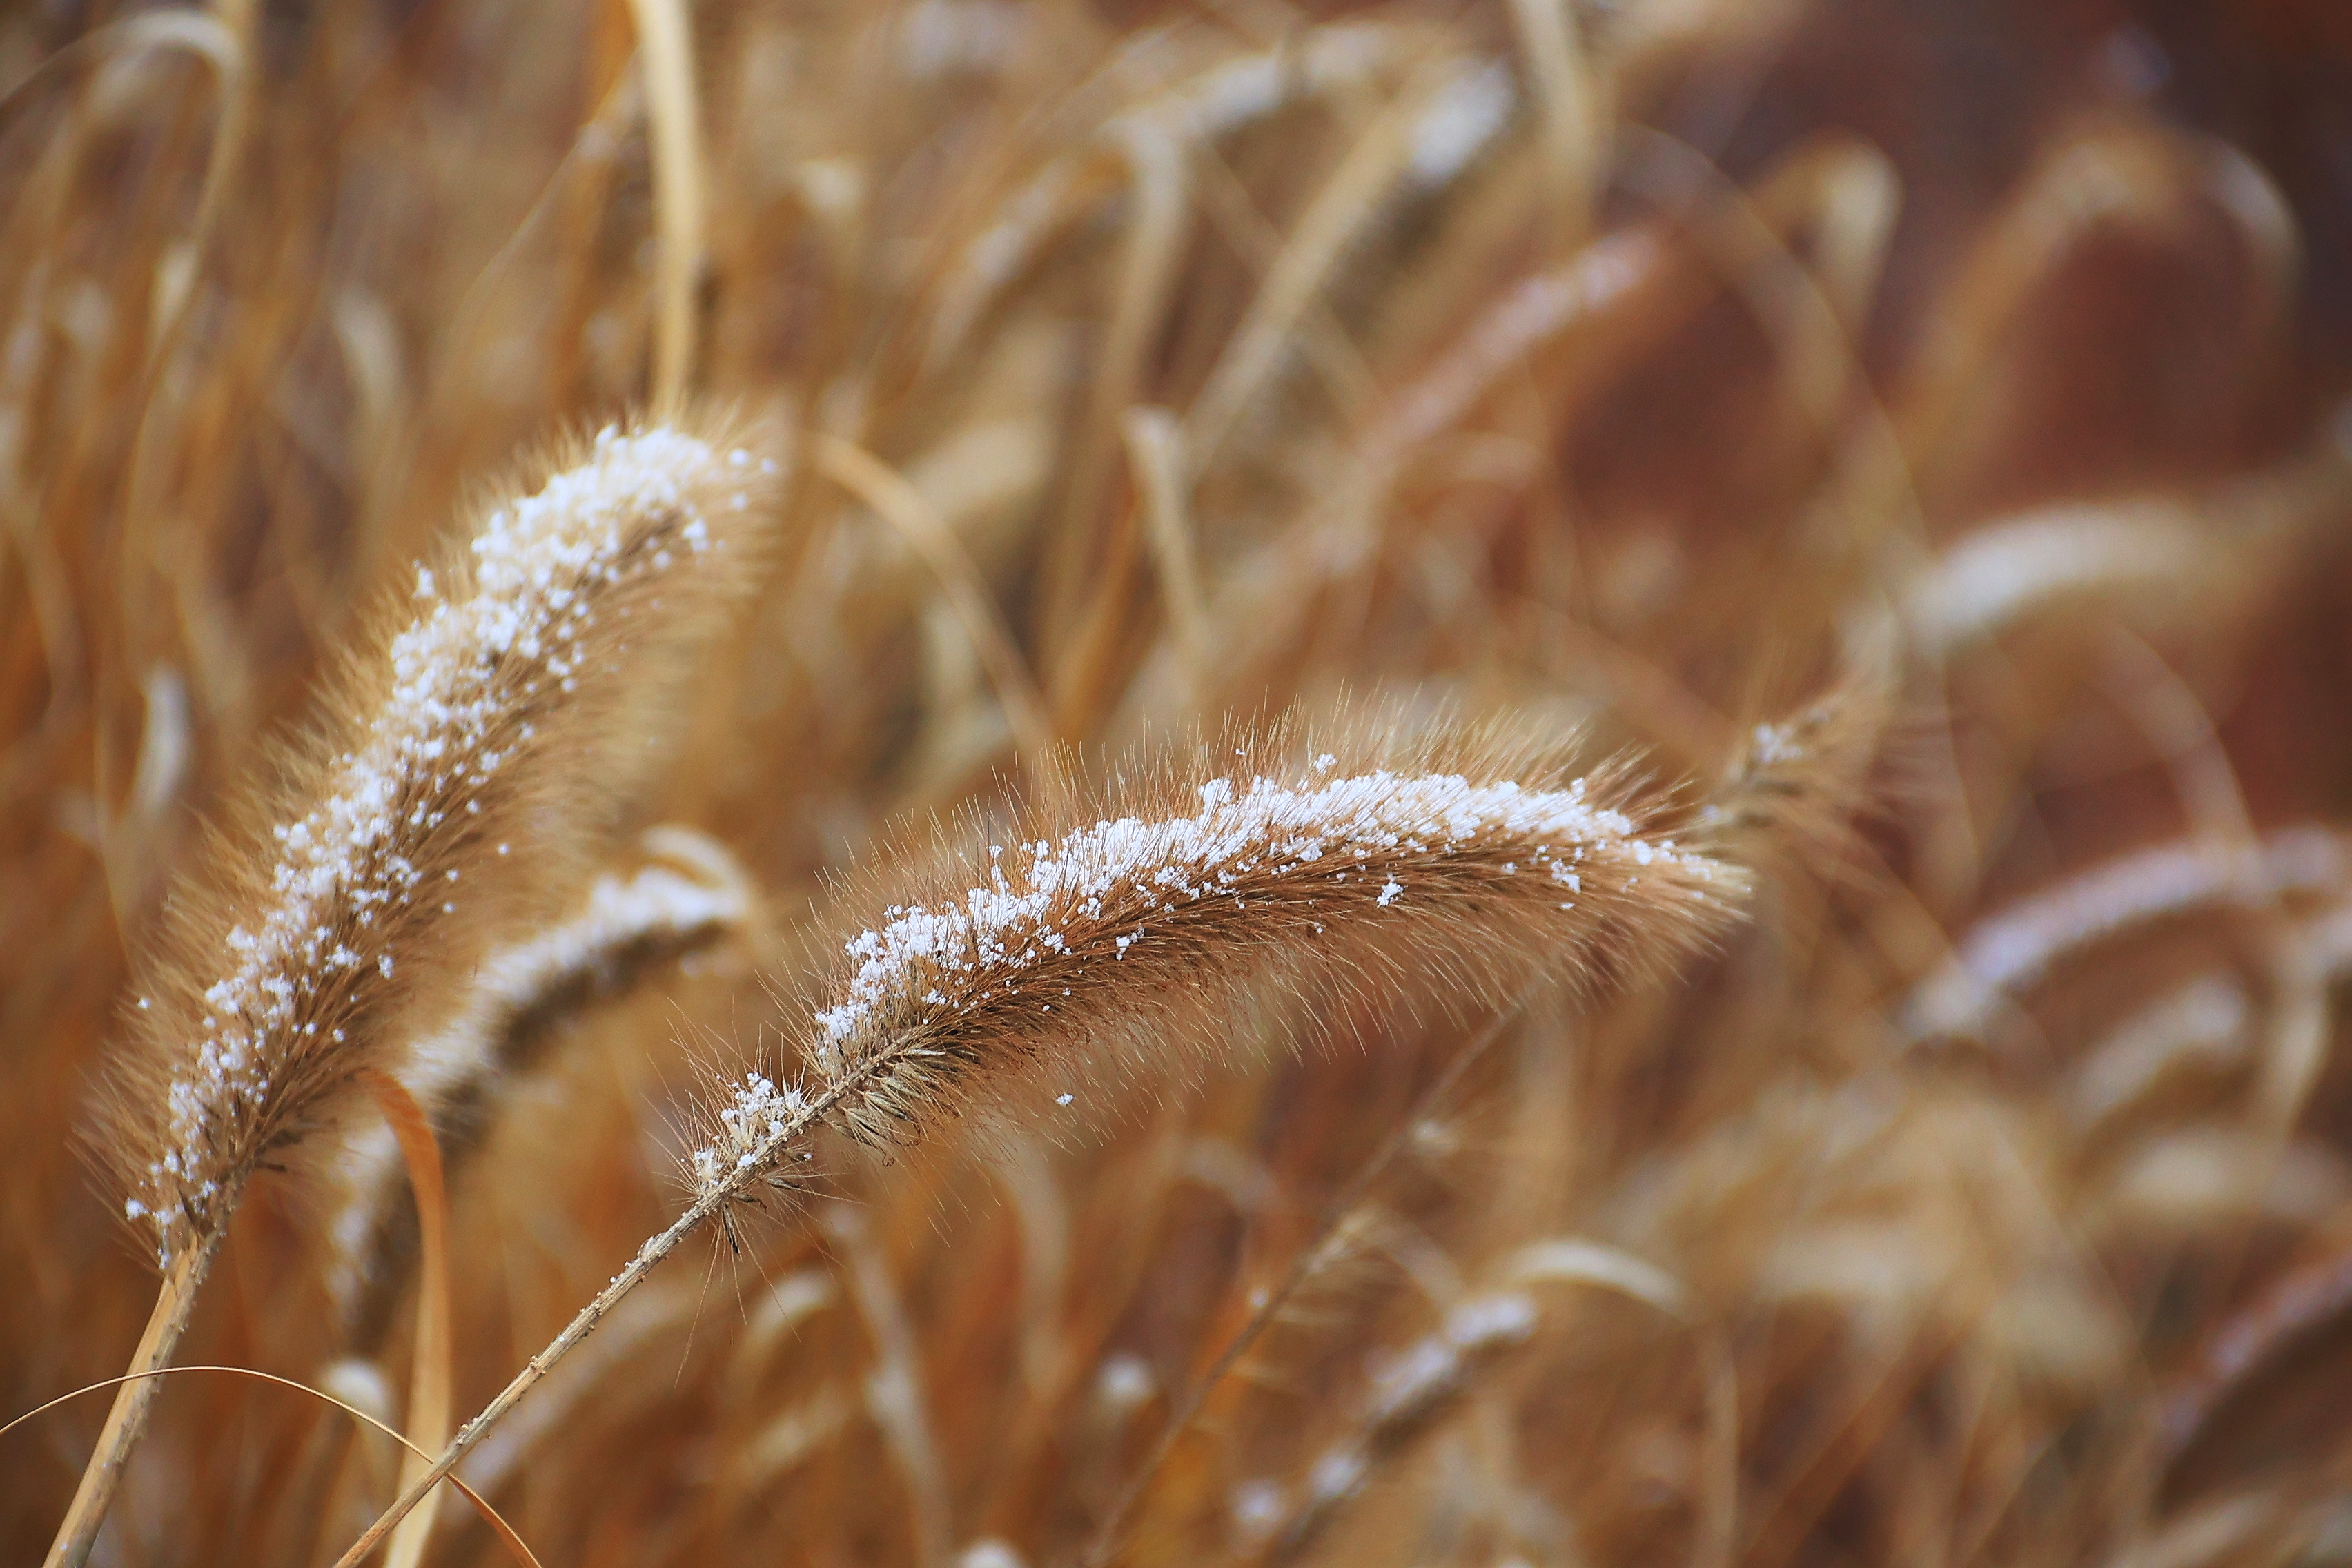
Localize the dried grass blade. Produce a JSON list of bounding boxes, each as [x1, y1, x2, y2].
[[625, 0, 705, 410], [1505, 0, 1603, 233], [1118, 407, 1207, 691], [1181, 70, 1430, 469], [359, 1070, 451, 1568], [1038, 119, 1188, 663], [812, 432, 1056, 763]]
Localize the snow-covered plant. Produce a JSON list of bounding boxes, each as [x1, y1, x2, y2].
[[114, 425, 775, 1271], [55, 420, 779, 1568], [703, 732, 1745, 1173]]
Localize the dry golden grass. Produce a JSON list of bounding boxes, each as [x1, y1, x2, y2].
[[5, 1, 2352, 1565]]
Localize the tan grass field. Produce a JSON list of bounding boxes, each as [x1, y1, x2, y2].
[[6, 1, 2352, 1565]]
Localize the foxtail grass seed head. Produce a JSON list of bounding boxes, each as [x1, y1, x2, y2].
[[327, 831, 757, 1316], [1233, 1290, 1540, 1555], [112, 422, 779, 1268], [689, 729, 1749, 1206], [1695, 674, 1891, 860]]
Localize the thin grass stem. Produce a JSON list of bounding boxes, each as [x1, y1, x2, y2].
[[42, 1235, 221, 1568]]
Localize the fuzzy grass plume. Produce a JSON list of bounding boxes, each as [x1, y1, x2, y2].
[[53, 420, 778, 1568], [711, 721, 1744, 1168], [111, 424, 776, 1271]]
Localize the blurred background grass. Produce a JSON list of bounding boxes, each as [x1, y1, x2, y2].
[[7, 1, 2352, 1563]]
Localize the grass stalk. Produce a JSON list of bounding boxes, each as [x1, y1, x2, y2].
[[43, 1230, 224, 1568]]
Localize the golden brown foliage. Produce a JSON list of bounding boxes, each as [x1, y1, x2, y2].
[[6, 2, 2352, 1567]]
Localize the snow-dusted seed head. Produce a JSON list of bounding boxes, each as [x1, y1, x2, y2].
[[327, 827, 757, 1325], [1692, 674, 1890, 879], [685, 718, 1749, 1209], [108, 422, 781, 1268], [1232, 1290, 1540, 1555]]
